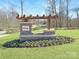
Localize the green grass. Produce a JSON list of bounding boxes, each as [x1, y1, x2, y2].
[[0, 29, 79, 59]]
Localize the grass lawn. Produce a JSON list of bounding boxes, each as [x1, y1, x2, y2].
[[0, 29, 79, 59]]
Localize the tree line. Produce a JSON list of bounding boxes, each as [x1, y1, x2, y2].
[[0, 8, 19, 32], [0, 0, 79, 33], [47, 0, 79, 29]]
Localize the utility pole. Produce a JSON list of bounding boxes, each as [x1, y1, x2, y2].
[[21, 0, 23, 16]]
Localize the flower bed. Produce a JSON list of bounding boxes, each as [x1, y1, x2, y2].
[[3, 36, 74, 48]]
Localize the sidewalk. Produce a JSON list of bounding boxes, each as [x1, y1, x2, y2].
[[0, 34, 9, 38]]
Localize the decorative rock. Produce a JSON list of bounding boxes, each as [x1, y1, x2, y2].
[[43, 28, 55, 35]]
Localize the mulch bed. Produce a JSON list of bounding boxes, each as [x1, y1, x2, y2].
[[3, 36, 74, 48]]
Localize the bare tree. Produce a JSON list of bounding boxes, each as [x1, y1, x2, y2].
[[66, 0, 72, 29], [46, 0, 57, 28], [73, 8, 79, 28], [47, 0, 56, 15], [59, 0, 66, 27]]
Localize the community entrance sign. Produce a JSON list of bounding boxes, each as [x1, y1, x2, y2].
[[16, 15, 58, 40]]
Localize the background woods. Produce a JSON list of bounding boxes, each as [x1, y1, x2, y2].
[[0, 0, 79, 33]]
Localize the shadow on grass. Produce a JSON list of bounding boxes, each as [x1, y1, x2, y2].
[[3, 36, 75, 48], [0, 43, 7, 50]]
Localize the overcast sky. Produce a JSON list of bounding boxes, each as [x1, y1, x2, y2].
[[0, 0, 79, 17]]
